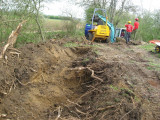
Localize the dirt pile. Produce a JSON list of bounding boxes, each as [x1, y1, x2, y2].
[[116, 37, 143, 45], [0, 39, 93, 120], [0, 38, 160, 120]]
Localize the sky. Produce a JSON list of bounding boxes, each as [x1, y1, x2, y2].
[[42, 0, 160, 19], [42, 0, 85, 19], [134, 0, 160, 11]]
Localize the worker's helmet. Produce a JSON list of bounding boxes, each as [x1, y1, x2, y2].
[[128, 21, 131, 24], [135, 18, 139, 21]]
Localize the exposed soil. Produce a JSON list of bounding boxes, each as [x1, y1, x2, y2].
[[0, 38, 160, 120]]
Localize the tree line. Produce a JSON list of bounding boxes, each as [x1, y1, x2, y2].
[[76, 0, 160, 42], [44, 15, 72, 20], [0, 0, 54, 45], [0, 0, 160, 44]]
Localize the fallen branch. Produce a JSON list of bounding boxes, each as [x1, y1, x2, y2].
[[0, 20, 26, 59]]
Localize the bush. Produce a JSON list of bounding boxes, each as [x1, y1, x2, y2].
[[62, 18, 79, 34]]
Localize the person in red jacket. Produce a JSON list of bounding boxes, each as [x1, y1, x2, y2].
[[125, 21, 133, 44], [132, 18, 139, 40]]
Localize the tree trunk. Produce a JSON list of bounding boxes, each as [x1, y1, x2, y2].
[[33, 0, 45, 42], [110, 0, 118, 23]]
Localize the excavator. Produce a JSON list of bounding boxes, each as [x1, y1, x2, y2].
[[85, 8, 115, 43]]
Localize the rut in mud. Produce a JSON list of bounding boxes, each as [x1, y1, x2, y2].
[[0, 38, 160, 120]]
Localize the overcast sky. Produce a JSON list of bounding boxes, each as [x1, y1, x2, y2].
[[42, 0, 85, 18], [42, 0, 160, 19]]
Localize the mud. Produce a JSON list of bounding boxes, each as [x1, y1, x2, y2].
[[0, 38, 160, 120]]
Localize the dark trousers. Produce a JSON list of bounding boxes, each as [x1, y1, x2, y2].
[[125, 32, 131, 44]]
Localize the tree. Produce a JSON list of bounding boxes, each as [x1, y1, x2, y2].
[[77, 0, 136, 27], [0, 0, 57, 44], [32, 0, 45, 41]]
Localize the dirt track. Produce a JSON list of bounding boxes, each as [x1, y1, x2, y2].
[[0, 38, 160, 120]]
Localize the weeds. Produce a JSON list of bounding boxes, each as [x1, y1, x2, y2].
[[64, 42, 79, 48], [146, 62, 160, 71], [134, 96, 140, 102], [15, 33, 41, 47], [139, 44, 155, 51], [83, 58, 90, 62], [110, 85, 119, 91], [94, 50, 100, 55], [114, 98, 121, 102]]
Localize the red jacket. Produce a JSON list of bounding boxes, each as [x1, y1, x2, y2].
[[133, 21, 139, 30], [125, 24, 133, 32]]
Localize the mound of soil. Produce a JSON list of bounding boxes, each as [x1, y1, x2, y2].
[[0, 38, 159, 120], [116, 37, 143, 45]]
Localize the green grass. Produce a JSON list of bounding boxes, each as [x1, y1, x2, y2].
[[134, 96, 140, 102], [110, 85, 119, 91], [147, 62, 160, 71], [43, 19, 66, 31], [139, 43, 155, 51], [147, 66, 154, 70], [83, 58, 90, 62], [64, 42, 79, 48], [15, 32, 41, 47], [45, 31, 70, 39], [94, 50, 100, 55]]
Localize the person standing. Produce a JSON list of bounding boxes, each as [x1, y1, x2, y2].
[[132, 18, 139, 40], [125, 21, 133, 44]]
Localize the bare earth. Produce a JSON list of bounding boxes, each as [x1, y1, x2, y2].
[[0, 38, 159, 120]]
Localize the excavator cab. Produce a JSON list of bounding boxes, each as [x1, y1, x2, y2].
[[115, 28, 126, 38], [85, 8, 115, 43]]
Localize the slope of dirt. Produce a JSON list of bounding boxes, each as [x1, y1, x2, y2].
[[0, 39, 94, 120], [0, 38, 160, 120]]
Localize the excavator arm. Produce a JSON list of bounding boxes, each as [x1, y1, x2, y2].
[[96, 13, 115, 43]]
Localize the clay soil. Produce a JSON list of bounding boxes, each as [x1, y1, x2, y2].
[[0, 38, 160, 120]]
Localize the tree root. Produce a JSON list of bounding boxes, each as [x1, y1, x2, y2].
[[69, 66, 104, 82], [55, 106, 62, 120], [87, 67, 103, 82], [0, 20, 26, 59], [67, 99, 82, 108]]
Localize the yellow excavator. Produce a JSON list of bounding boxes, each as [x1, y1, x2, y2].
[[85, 8, 115, 43]]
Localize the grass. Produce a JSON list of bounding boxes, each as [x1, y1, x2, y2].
[[94, 50, 100, 55], [3, 18, 85, 48], [43, 18, 66, 31], [147, 62, 160, 71], [43, 18, 84, 32], [15, 32, 41, 47], [140, 43, 160, 71], [110, 85, 119, 91], [109, 85, 141, 102], [64, 42, 79, 47], [139, 43, 155, 52], [147, 66, 154, 70], [83, 58, 90, 62]]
